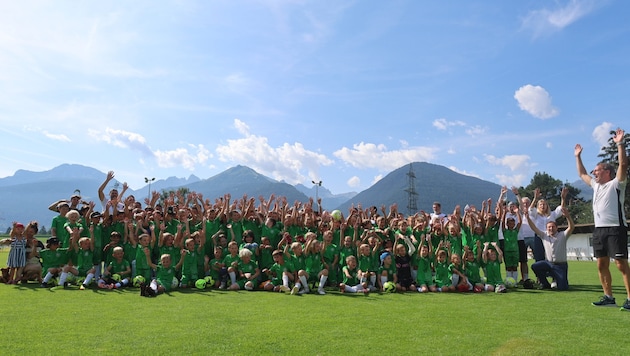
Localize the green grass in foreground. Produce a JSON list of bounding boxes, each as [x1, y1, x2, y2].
[[1, 248, 630, 355]]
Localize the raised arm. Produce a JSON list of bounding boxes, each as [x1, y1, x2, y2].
[[574, 144, 592, 186], [525, 211, 544, 238], [613, 128, 628, 182], [562, 207, 575, 238], [98, 171, 115, 203]]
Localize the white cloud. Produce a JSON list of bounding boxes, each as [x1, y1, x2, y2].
[[484, 154, 533, 186], [465, 125, 488, 137], [42, 131, 71, 142], [485, 154, 532, 172], [592, 121, 614, 147], [522, 0, 597, 37], [333, 142, 437, 171], [347, 176, 361, 188], [154, 144, 211, 170], [447, 147, 456, 155], [546, 142, 553, 149], [448, 166, 481, 179], [93, 128, 154, 157], [216, 119, 333, 184], [90, 128, 212, 170], [372, 174, 384, 185], [234, 118, 250, 136], [433, 118, 466, 131], [23, 126, 71, 142], [495, 174, 527, 187], [514, 84, 559, 119]]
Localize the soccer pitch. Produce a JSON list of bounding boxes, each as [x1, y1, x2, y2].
[[1, 251, 629, 355]]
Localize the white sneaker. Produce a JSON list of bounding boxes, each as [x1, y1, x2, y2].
[[298, 289, 308, 295], [317, 289, 326, 295], [551, 281, 557, 289], [291, 286, 299, 295], [279, 285, 290, 293]]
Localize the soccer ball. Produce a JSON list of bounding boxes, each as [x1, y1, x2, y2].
[[111, 274, 122, 283], [330, 210, 342, 221], [133, 275, 146, 287], [172, 277, 179, 289], [504, 277, 516, 288], [195, 279, 207, 290], [383, 281, 396, 293], [204, 276, 215, 286]]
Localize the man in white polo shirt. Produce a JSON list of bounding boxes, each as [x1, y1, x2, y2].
[[526, 207, 574, 290], [575, 127, 629, 310]]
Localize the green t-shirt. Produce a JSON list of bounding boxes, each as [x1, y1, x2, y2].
[[305, 253, 323, 274], [135, 246, 151, 270], [502, 228, 519, 252], [156, 264, 176, 291], [434, 260, 450, 287], [414, 255, 433, 284], [228, 220, 245, 245], [448, 235, 462, 257], [90, 223, 104, 263], [342, 265, 359, 285], [237, 260, 258, 276], [63, 222, 83, 248], [51, 215, 69, 247], [288, 253, 306, 272], [486, 225, 499, 244], [358, 254, 375, 272], [378, 264, 397, 283], [338, 246, 355, 268], [448, 262, 463, 280], [223, 253, 240, 269], [484, 259, 503, 285], [262, 224, 282, 248], [108, 259, 131, 277], [323, 244, 338, 263], [258, 246, 274, 270], [76, 248, 94, 274], [269, 262, 289, 284], [464, 259, 482, 284], [208, 258, 222, 279], [182, 250, 200, 279], [40, 248, 69, 272], [159, 245, 181, 268]]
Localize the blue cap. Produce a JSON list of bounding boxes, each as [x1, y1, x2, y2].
[[380, 252, 391, 264]]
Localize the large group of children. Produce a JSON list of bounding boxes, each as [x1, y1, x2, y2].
[[3, 174, 556, 297]]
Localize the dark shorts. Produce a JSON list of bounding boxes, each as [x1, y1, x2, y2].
[[592, 226, 628, 259], [398, 277, 414, 288], [518, 240, 528, 263]]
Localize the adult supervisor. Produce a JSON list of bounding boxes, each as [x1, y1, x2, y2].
[[575, 127, 629, 310]]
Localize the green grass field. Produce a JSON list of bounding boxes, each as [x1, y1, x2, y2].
[[1, 247, 629, 355]]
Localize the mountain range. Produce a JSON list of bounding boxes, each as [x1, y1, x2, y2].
[[0, 162, 545, 231]]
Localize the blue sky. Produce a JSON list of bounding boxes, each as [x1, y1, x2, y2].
[[1, 0, 628, 195]]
